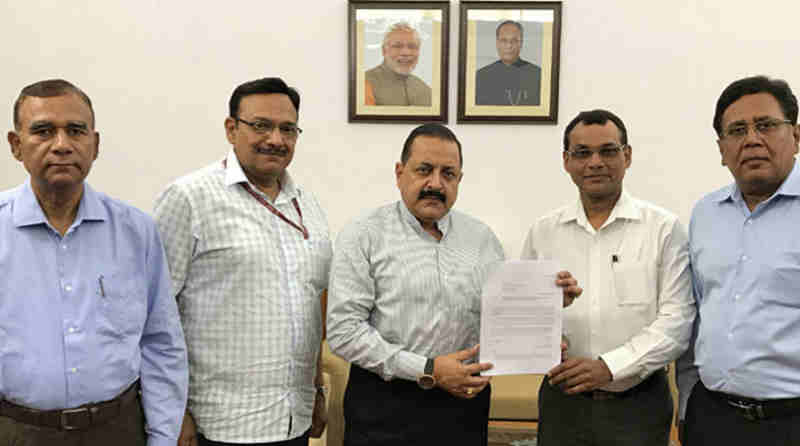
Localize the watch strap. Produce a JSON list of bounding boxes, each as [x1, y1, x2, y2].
[[424, 357, 435, 376]]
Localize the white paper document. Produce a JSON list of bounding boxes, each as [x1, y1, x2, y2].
[[479, 260, 562, 375]]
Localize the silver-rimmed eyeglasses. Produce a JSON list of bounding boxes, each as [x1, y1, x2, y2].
[[721, 119, 792, 141], [235, 117, 302, 139], [567, 144, 627, 161]]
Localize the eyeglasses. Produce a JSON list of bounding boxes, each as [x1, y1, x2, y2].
[[721, 119, 793, 141], [567, 144, 627, 161], [235, 117, 302, 139]]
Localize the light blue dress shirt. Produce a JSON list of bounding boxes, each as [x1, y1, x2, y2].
[[0, 181, 188, 446], [678, 161, 800, 418]]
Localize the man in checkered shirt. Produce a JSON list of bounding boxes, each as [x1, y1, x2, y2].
[[154, 77, 332, 446]]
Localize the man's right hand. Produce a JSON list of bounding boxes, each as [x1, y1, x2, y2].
[[433, 345, 493, 399], [178, 411, 198, 446]]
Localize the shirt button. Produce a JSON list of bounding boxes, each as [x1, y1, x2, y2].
[[70, 368, 78, 373], [741, 255, 748, 262], [65, 285, 72, 292], [728, 333, 733, 339], [734, 294, 740, 300], [61, 244, 68, 250], [68, 327, 75, 333]]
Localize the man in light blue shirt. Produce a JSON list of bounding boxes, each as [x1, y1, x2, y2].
[[0, 79, 188, 446], [678, 75, 800, 445]]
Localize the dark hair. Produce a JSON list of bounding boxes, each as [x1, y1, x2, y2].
[[496, 20, 523, 40], [401, 123, 463, 167], [13, 79, 94, 129], [229, 77, 300, 118], [713, 75, 798, 136], [563, 109, 628, 151]]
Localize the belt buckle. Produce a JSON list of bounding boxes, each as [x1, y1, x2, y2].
[[60, 407, 91, 431], [727, 399, 766, 421]]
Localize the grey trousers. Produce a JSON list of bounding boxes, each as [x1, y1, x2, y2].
[[537, 371, 672, 446]]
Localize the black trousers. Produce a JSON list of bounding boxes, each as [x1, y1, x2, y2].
[[343, 365, 490, 446], [198, 429, 309, 446], [537, 370, 672, 446], [684, 381, 800, 446], [0, 396, 146, 446]]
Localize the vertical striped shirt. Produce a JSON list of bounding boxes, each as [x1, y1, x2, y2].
[[327, 201, 505, 381], [154, 151, 332, 443]]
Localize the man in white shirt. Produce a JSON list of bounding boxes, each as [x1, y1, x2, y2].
[[521, 109, 695, 446], [154, 77, 331, 446]]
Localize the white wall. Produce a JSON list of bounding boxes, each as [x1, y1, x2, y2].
[[3, 1, 799, 257]]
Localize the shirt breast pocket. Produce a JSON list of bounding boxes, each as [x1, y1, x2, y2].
[[764, 249, 800, 307], [612, 261, 655, 306], [96, 271, 147, 338]]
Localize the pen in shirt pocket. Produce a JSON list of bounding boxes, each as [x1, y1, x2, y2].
[[98, 274, 106, 298]]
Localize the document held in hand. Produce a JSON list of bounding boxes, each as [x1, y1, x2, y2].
[[479, 260, 562, 375]]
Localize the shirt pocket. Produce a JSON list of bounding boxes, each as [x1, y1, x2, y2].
[[612, 261, 654, 306], [96, 271, 147, 338], [763, 249, 800, 308]]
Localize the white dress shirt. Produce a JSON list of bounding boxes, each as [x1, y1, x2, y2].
[[521, 192, 695, 392], [154, 151, 332, 443], [327, 202, 505, 382]]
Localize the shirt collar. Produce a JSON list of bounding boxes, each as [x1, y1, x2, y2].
[[224, 150, 299, 203], [13, 180, 107, 228], [398, 200, 451, 238], [717, 158, 800, 204], [559, 191, 641, 229]]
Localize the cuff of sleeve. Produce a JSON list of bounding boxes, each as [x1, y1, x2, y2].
[[599, 346, 639, 381], [147, 436, 179, 446], [393, 351, 428, 382]]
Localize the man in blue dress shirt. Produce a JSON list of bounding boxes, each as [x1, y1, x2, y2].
[[0, 79, 188, 445], [677, 75, 800, 445]]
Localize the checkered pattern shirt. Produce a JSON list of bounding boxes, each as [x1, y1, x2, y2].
[[327, 201, 505, 381], [154, 151, 331, 443]]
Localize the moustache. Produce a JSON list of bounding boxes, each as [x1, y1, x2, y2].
[[254, 145, 288, 157], [418, 189, 446, 203]]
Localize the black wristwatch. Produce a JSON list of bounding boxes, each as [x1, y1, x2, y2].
[[417, 357, 436, 390]]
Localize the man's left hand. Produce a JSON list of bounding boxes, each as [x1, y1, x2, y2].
[[555, 271, 582, 307], [309, 388, 328, 438], [547, 357, 612, 394]]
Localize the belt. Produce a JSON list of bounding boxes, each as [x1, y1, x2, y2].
[[705, 386, 800, 421], [0, 381, 139, 431], [582, 368, 666, 401]]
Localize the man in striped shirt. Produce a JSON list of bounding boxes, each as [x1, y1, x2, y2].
[[327, 123, 580, 446]]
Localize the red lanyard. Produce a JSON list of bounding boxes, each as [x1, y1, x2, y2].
[[223, 159, 309, 240], [240, 183, 309, 240]]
